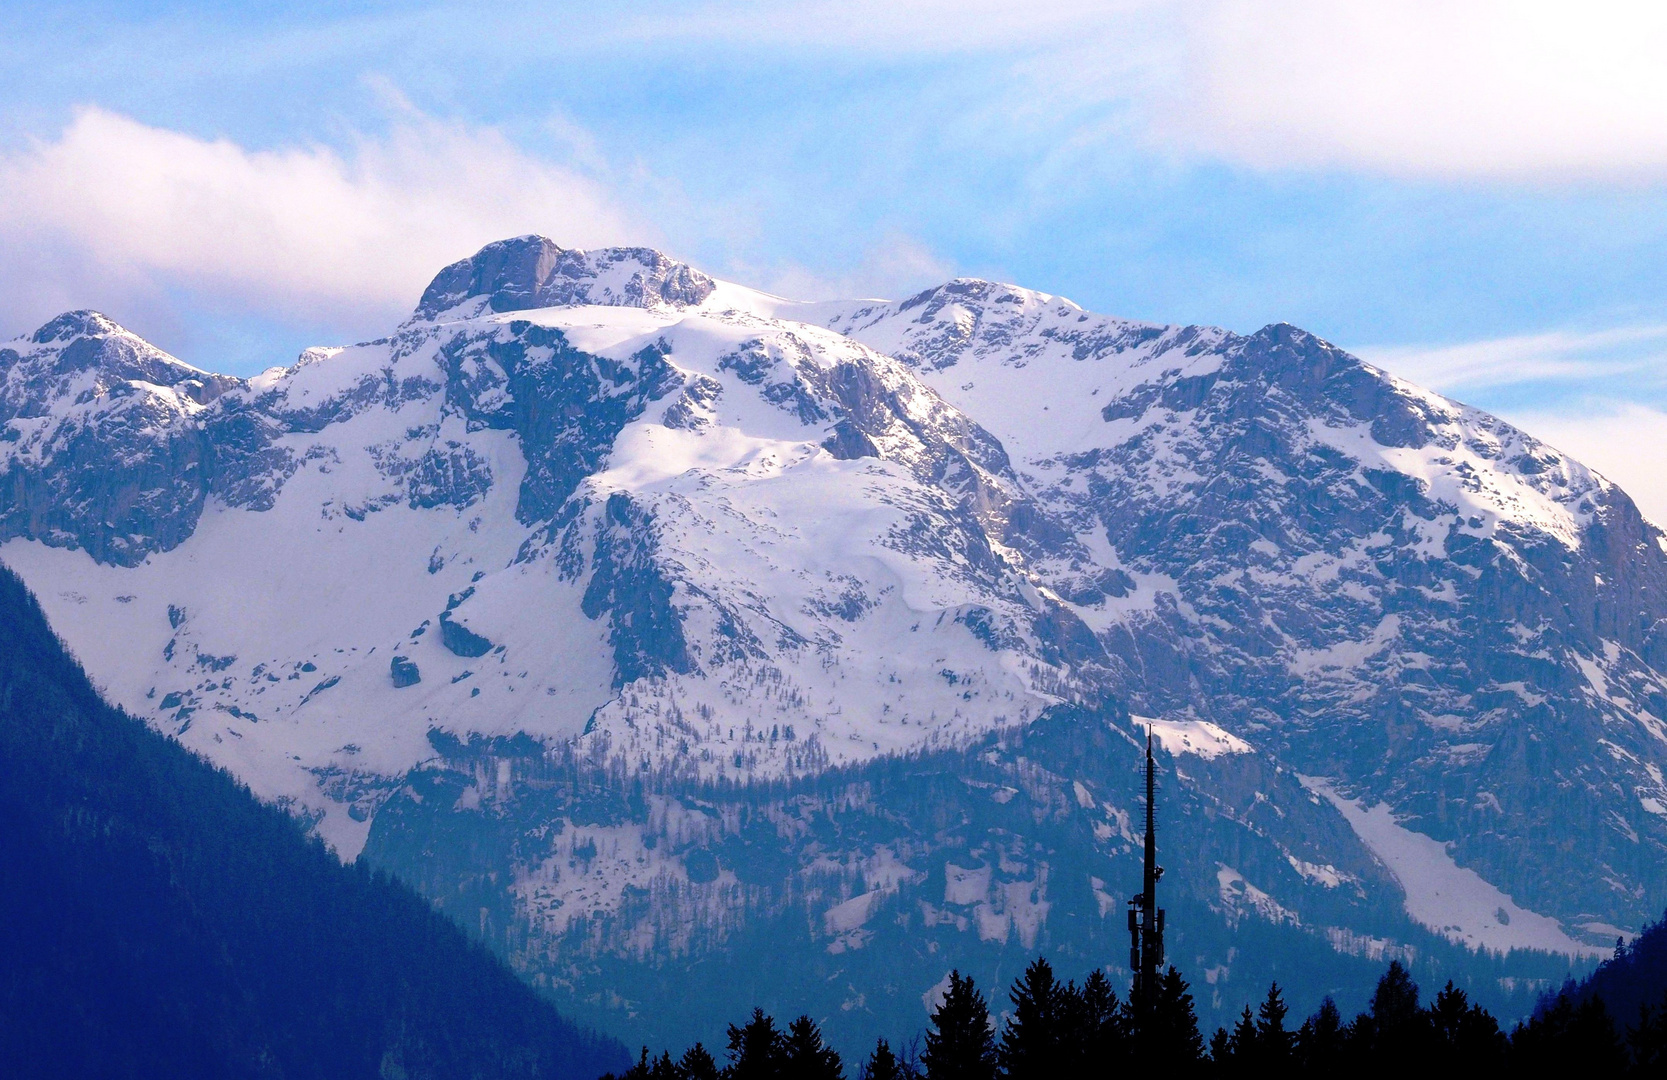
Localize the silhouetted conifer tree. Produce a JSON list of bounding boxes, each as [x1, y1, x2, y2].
[[999, 959, 1081, 1080], [862, 1039, 903, 1080], [1294, 997, 1345, 1075], [1226, 1006, 1257, 1064], [1344, 959, 1428, 1071], [922, 972, 997, 1080], [728, 1009, 786, 1080], [783, 1016, 843, 1080], [1127, 966, 1202, 1070], [1369, 961, 1421, 1036], [1206, 1026, 1231, 1068], [1509, 995, 1627, 1074], [1255, 983, 1292, 1065], [680, 1043, 721, 1080], [1078, 969, 1126, 1065], [623, 1047, 681, 1080], [1627, 995, 1667, 1073], [1426, 981, 1505, 1070]]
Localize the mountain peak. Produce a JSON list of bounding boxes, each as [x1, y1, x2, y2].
[[413, 236, 716, 320], [897, 276, 1082, 316], [29, 309, 127, 345], [1, 310, 237, 421]]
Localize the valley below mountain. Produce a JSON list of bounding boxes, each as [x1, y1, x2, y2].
[[5, 235, 1664, 1046]]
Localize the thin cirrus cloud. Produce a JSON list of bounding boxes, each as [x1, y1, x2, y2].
[[0, 105, 649, 352], [658, 0, 1667, 184], [1359, 325, 1667, 394]]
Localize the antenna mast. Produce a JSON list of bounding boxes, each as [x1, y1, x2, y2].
[[1127, 727, 1165, 1013]]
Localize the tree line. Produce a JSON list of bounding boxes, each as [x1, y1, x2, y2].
[[607, 950, 1667, 1080]]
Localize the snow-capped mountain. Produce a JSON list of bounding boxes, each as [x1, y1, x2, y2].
[[3, 236, 1664, 1044]]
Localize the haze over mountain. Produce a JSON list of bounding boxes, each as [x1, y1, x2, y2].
[[3, 235, 1663, 1044]]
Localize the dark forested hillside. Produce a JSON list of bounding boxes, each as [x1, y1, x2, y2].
[[1553, 913, 1667, 1031], [0, 562, 626, 1079]]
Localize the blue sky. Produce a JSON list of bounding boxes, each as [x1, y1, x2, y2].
[[3, 1, 1666, 515]]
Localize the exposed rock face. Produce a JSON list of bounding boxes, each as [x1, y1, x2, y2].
[[823, 290, 1667, 935], [435, 323, 682, 523], [0, 312, 238, 565], [3, 237, 1663, 1048], [415, 237, 717, 319], [390, 655, 421, 687], [439, 612, 494, 658]]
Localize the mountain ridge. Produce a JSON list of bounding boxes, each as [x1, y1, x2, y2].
[[2, 234, 1661, 1044]]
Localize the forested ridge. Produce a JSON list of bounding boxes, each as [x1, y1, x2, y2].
[[0, 562, 626, 1079], [610, 929, 1667, 1078]]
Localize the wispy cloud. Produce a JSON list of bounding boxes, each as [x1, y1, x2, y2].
[[623, 0, 1667, 184], [1359, 325, 1667, 393], [0, 104, 649, 355], [741, 232, 957, 304]]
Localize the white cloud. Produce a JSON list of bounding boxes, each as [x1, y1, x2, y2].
[[1162, 0, 1667, 181], [0, 106, 648, 348], [644, 0, 1667, 183], [743, 232, 957, 303], [1359, 325, 1667, 392]]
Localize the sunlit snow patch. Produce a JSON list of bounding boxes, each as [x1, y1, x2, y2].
[[1133, 716, 1252, 759], [1302, 776, 1603, 957]]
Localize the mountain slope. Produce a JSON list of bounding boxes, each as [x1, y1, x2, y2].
[[0, 560, 624, 1079], [0, 239, 1083, 855], [2, 235, 1663, 1046], [814, 283, 1667, 937]]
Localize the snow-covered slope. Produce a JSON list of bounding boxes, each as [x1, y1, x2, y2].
[[0, 239, 1091, 854], [812, 280, 1667, 939], [3, 235, 1662, 1042]]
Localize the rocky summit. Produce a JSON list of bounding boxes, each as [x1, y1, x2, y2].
[[4, 234, 1664, 1044]]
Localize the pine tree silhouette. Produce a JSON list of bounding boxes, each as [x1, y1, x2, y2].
[[1255, 983, 1293, 1065], [727, 1009, 786, 1080], [1371, 962, 1420, 1033], [1294, 997, 1345, 1074], [1206, 1026, 1231, 1067], [1126, 966, 1202, 1069], [680, 1042, 721, 1080], [1078, 969, 1126, 1065], [861, 1039, 903, 1080], [782, 1016, 843, 1080], [1627, 994, 1667, 1073], [922, 972, 997, 1080], [1344, 959, 1427, 1068], [622, 1047, 681, 1080], [1509, 994, 1627, 1074], [1227, 1006, 1257, 1063], [1426, 982, 1504, 1069], [998, 958, 1080, 1079], [623, 1047, 653, 1080]]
